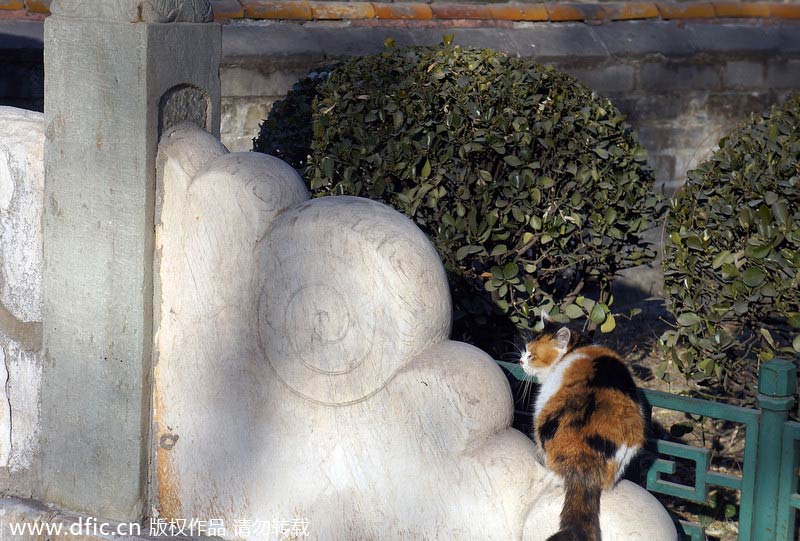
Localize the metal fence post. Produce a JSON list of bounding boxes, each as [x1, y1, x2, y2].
[[752, 359, 797, 541]]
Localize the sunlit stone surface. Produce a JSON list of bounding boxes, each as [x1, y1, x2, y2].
[[154, 125, 677, 540]]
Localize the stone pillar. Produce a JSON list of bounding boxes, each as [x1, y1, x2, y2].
[[41, 0, 220, 521]]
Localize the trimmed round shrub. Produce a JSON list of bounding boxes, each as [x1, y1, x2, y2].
[[661, 93, 800, 390], [255, 39, 661, 356]]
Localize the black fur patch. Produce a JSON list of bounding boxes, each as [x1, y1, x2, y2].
[[538, 414, 560, 443], [566, 392, 597, 428], [587, 434, 618, 459], [548, 475, 602, 541], [587, 355, 639, 402]]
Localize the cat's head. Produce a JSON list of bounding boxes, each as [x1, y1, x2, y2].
[[518, 312, 580, 380]]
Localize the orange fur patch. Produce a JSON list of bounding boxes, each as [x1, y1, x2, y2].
[[527, 334, 561, 368], [532, 344, 644, 489]]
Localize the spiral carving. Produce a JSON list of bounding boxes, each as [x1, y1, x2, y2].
[[258, 197, 452, 405]]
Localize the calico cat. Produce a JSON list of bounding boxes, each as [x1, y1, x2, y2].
[[519, 315, 645, 541]]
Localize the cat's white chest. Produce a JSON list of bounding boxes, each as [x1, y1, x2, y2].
[[533, 352, 583, 420]]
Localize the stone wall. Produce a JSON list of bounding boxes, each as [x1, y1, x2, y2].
[[2, 17, 800, 193], [219, 20, 800, 194], [2, 17, 799, 304]]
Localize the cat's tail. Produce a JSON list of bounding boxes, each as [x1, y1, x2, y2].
[[546, 472, 602, 541]]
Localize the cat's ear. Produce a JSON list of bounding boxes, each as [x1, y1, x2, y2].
[[555, 327, 571, 352], [540, 310, 554, 327]]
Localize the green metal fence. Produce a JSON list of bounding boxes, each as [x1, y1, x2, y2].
[[495, 358, 799, 541]]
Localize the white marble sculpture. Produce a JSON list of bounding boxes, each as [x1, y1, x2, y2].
[[154, 124, 676, 540], [0, 107, 43, 479]]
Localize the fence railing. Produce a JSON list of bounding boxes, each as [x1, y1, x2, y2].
[[495, 358, 799, 541]]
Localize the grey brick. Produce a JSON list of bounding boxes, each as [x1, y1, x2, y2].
[[408, 27, 517, 54], [592, 21, 696, 58], [705, 92, 775, 119], [766, 60, 800, 90], [309, 26, 419, 59], [725, 60, 765, 90], [776, 25, 800, 55], [565, 64, 636, 93], [610, 94, 687, 121], [221, 65, 316, 97], [509, 23, 608, 61], [687, 24, 780, 55], [640, 62, 723, 92], [649, 153, 677, 187], [222, 23, 325, 65], [636, 126, 703, 152], [221, 96, 276, 152]]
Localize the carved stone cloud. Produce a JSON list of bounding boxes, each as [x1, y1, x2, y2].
[[0, 107, 43, 484], [154, 125, 677, 540]]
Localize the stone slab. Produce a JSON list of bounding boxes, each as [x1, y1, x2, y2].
[[41, 17, 221, 521], [221, 21, 325, 64], [6, 19, 800, 65], [687, 23, 782, 55], [503, 23, 610, 60], [592, 20, 696, 57]]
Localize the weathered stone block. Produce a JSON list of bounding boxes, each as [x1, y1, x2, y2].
[[648, 152, 677, 187], [566, 64, 636, 93], [640, 62, 723, 91], [725, 60, 765, 89], [222, 22, 324, 64], [221, 64, 316, 97], [687, 23, 780, 54], [766, 59, 800, 89], [592, 21, 696, 57], [510, 23, 607, 60], [42, 17, 221, 521], [221, 96, 274, 152]]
